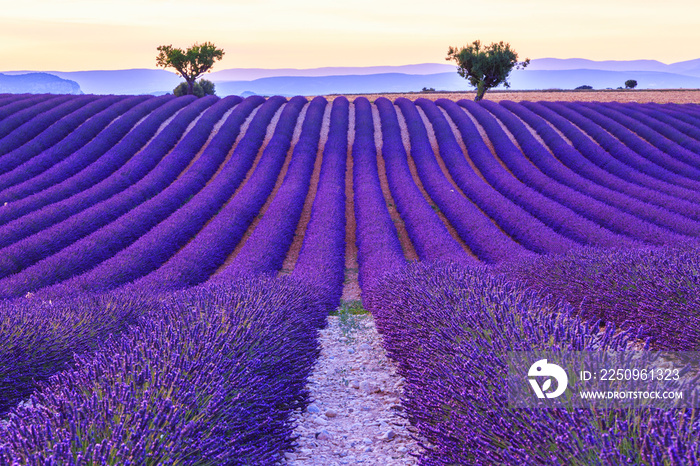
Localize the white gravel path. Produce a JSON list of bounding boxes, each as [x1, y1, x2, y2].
[[284, 310, 422, 465]]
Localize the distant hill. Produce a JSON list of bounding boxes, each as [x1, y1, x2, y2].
[[527, 58, 671, 72], [0, 73, 81, 94], [208, 63, 457, 81], [210, 59, 700, 95], [528, 58, 700, 79], [214, 72, 466, 96], [507, 68, 700, 91], [214, 69, 700, 96], [49, 69, 181, 95], [3, 59, 700, 95]]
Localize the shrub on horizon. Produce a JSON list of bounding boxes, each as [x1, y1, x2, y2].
[[173, 78, 216, 97]]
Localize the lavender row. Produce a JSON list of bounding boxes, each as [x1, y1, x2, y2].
[[366, 261, 699, 465], [375, 97, 472, 263], [464, 100, 689, 245], [396, 98, 529, 263], [439, 99, 615, 249], [0, 95, 72, 144], [0, 96, 213, 270], [499, 243, 700, 350], [542, 102, 700, 193], [416, 99, 575, 255], [0, 94, 182, 226], [351, 98, 406, 293], [481, 100, 700, 237], [218, 96, 327, 278], [645, 102, 700, 132], [57, 95, 271, 293], [0, 290, 157, 416], [0, 95, 121, 177], [0, 96, 233, 296], [0, 277, 327, 465], [0, 94, 28, 107], [605, 103, 700, 161], [454, 99, 635, 248], [0, 95, 61, 134], [0, 94, 41, 114], [576, 102, 700, 178], [0, 96, 206, 250], [135, 96, 306, 291], [518, 101, 700, 212], [291, 96, 349, 308], [0, 95, 97, 165], [499, 101, 700, 225], [0, 95, 148, 194]]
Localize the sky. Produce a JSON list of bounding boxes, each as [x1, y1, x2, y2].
[[1, 0, 699, 71]]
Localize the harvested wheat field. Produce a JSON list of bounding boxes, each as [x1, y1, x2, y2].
[[325, 88, 700, 103]]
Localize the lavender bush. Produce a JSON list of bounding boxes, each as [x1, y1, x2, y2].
[[0, 276, 326, 465], [219, 96, 327, 276], [575, 102, 700, 179], [0, 95, 77, 156], [0, 97, 240, 297], [135, 96, 307, 290], [59, 95, 268, 292], [604, 102, 700, 162], [540, 101, 700, 194], [499, 243, 700, 350], [0, 288, 157, 415], [366, 261, 699, 465], [0, 95, 58, 125], [446, 99, 633, 248]]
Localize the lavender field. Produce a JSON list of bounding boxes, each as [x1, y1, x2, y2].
[[0, 92, 699, 464]]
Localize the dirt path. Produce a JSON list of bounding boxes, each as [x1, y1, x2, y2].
[[284, 311, 422, 466]]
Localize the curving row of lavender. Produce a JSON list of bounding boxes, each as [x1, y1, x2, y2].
[[1, 93, 700, 464], [3, 95, 700, 296]]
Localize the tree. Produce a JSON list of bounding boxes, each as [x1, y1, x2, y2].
[[625, 79, 638, 89], [446, 40, 529, 101], [156, 42, 224, 96]]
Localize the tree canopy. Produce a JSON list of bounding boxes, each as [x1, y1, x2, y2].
[[156, 42, 224, 96], [446, 40, 529, 101], [625, 79, 638, 89]]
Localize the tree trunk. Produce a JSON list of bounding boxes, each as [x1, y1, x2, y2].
[[187, 79, 195, 96], [475, 82, 487, 101]]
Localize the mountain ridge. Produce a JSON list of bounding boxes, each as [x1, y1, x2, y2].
[[2, 58, 700, 95]]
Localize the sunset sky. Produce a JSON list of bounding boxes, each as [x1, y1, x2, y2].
[[1, 0, 698, 71]]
